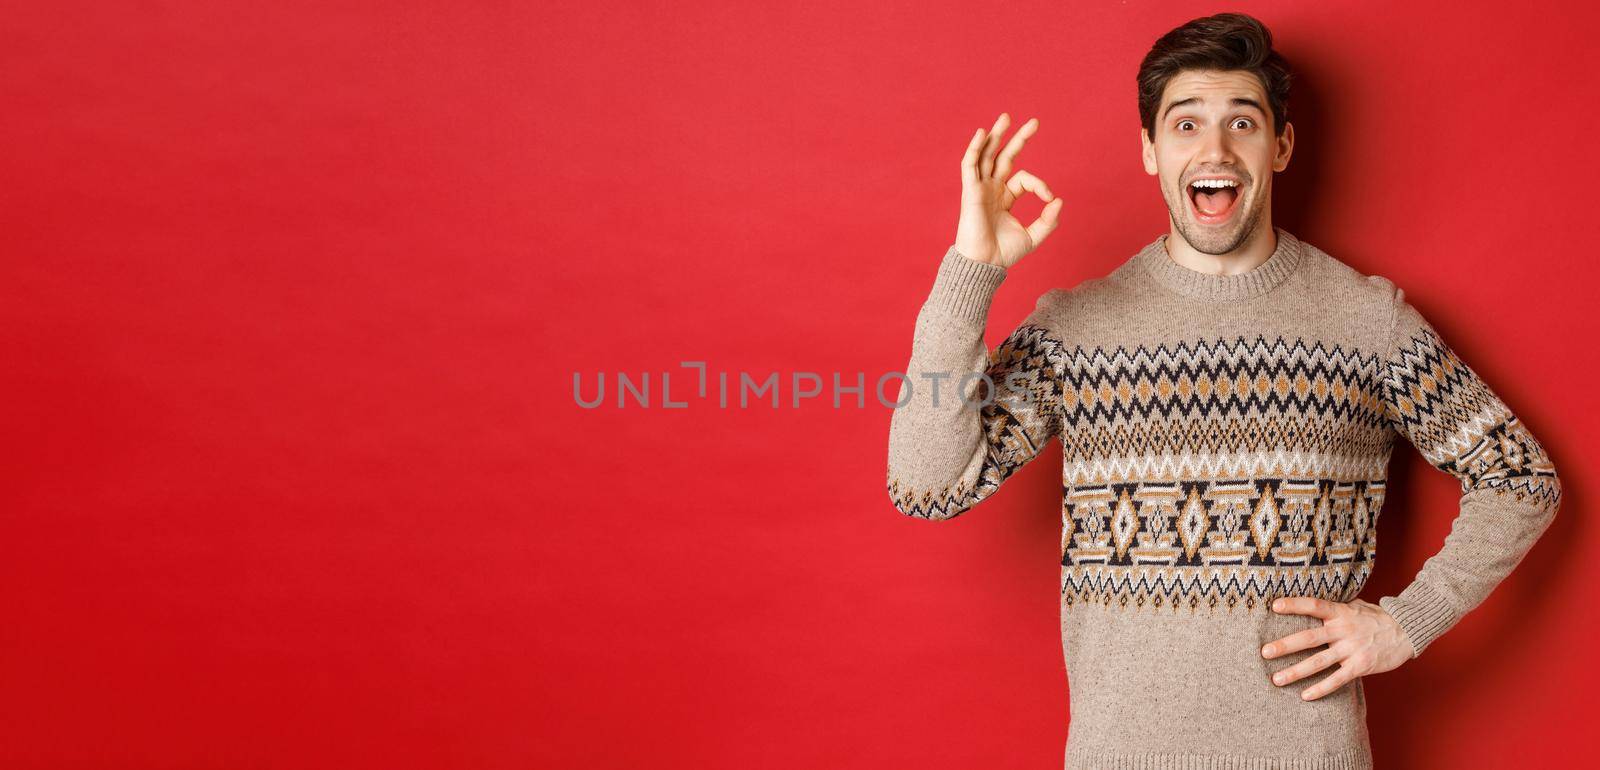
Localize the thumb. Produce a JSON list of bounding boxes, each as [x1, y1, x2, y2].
[[1025, 197, 1065, 246]]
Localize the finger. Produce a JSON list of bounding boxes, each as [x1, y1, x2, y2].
[[995, 117, 1039, 181], [1272, 596, 1337, 620], [1006, 169, 1055, 204], [1272, 646, 1340, 686], [1300, 662, 1360, 701], [1025, 197, 1065, 247], [961, 128, 985, 188], [1261, 625, 1334, 658], [980, 112, 1010, 180]]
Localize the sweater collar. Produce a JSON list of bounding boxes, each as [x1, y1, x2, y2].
[[1136, 226, 1305, 302]]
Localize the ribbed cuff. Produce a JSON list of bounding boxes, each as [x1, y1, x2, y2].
[[1378, 580, 1459, 659], [924, 244, 1006, 323], [1064, 746, 1372, 770]]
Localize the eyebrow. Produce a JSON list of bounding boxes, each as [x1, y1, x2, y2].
[[1161, 96, 1267, 121]]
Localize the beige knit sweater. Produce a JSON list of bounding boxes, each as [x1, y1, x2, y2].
[[885, 228, 1562, 769]]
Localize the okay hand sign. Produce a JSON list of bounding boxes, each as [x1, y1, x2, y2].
[[954, 112, 1065, 269]]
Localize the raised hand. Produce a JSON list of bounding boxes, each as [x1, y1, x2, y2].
[[954, 112, 1065, 268]]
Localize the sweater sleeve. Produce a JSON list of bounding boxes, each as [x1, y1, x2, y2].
[[1373, 286, 1563, 658], [885, 245, 1066, 521]]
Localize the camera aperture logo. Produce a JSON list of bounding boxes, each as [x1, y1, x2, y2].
[[572, 361, 1038, 410]]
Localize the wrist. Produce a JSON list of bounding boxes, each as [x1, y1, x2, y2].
[[951, 245, 1006, 268]]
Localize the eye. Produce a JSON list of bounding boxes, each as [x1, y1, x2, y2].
[[1231, 117, 1254, 130], [1176, 119, 1197, 132]]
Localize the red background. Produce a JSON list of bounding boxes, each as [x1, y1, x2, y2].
[[4, 1, 1595, 767]]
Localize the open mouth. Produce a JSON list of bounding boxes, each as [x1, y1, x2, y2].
[[1186, 177, 1242, 225]]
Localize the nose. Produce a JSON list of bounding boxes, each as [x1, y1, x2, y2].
[[1198, 124, 1234, 164]]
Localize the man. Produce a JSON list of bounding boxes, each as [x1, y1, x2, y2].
[[885, 12, 1562, 769]]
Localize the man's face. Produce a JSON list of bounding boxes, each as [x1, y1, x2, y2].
[[1141, 69, 1294, 255]]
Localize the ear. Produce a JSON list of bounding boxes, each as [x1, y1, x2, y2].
[[1273, 121, 1294, 172], [1141, 128, 1157, 176]]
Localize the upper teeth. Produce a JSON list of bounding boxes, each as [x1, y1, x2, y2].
[[1191, 179, 1238, 189]]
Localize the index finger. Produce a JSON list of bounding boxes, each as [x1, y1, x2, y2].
[[1272, 596, 1337, 619]]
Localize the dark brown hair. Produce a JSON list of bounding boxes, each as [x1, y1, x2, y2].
[[1137, 13, 1293, 137]]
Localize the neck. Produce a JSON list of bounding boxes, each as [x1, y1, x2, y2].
[[1134, 221, 1304, 302], [1164, 218, 1277, 275]]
